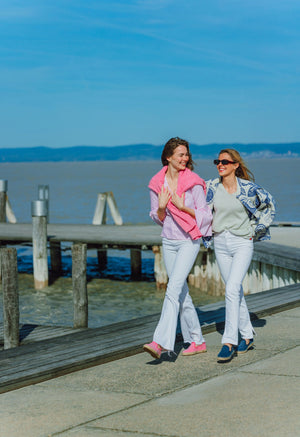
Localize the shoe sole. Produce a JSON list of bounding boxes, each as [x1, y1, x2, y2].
[[237, 343, 254, 355], [143, 345, 161, 359], [217, 351, 235, 362], [182, 349, 207, 356]]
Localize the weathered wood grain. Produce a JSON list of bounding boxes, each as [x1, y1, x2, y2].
[[1, 247, 19, 349], [72, 243, 88, 328]]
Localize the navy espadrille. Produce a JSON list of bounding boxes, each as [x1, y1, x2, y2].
[[237, 338, 254, 354], [217, 345, 236, 362]]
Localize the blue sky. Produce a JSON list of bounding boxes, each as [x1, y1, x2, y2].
[[1, 0, 300, 148]]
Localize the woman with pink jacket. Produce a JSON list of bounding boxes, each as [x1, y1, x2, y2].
[[143, 137, 213, 359]]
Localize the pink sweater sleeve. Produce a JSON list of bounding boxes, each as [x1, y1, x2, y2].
[[191, 185, 213, 237]]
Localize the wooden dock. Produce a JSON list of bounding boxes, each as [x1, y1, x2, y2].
[[0, 223, 162, 248], [0, 283, 299, 394], [1, 223, 299, 292], [1, 222, 299, 248]]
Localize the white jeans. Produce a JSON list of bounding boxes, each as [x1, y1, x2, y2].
[[214, 231, 254, 346], [153, 238, 204, 351]]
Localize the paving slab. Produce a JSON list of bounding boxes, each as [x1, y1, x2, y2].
[[240, 345, 300, 377], [89, 369, 299, 437], [206, 307, 300, 350], [0, 388, 149, 437], [248, 308, 300, 351]]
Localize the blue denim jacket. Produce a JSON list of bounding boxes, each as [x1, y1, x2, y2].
[[203, 177, 276, 247]]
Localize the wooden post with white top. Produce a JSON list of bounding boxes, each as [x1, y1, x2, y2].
[[38, 185, 49, 222], [31, 200, 48, 290]]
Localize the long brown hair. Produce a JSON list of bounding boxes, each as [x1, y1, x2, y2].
[[161, 137, 194, 170], [219, 148, 255, 181]]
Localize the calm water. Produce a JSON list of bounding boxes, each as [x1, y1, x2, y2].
[[0, 158, 299, 327], [0, 253, 222, 328], [1, 158, 299, 224]]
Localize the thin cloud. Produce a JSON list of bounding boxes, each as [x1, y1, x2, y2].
[[134, 0, 175, 10], [0, 6, 36, 20]]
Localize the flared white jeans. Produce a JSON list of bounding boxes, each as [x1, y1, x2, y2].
[[153, 238, 204, 351], [214, 230, 254, 346]]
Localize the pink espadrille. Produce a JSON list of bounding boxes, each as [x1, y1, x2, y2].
[[182, 342, 207, 356], [143, 341, 162, 359]]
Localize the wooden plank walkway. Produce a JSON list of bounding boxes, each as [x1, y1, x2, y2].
[[0, 223, 162, 248], [0, 324, 85, 347], [0, 283, 299, 394]]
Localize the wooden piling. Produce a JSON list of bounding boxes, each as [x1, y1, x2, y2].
[[189, 250, 206, 290], [261, 263, 273, 291], [93, 192, 123, 270], [92, 193, 107, 225], [0, 180, 8, 223], [93, 193, 108, 269], [130, 249, 141, 280], [0, 193, 6, 222], [152, 245, 168, 290], [106, 191, 123, 225], [1, 247, 19, 349], [5, 194, 17, 223], [72, 243, 88, 328], [50, 241, 62, 278], [32, 200, 48, 289], [97, 246, 107, 270], [249, 260, 261, 294]]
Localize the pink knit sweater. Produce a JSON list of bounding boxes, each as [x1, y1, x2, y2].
[[148, 166, 207, 240]]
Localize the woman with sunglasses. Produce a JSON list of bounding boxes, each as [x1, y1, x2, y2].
[[143, 137, 213, 359], [206, 149, 276, 362]]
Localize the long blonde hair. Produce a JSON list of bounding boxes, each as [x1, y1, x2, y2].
[[219, 148, 255, 181]]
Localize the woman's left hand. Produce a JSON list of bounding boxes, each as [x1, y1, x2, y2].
[[171, 192, 196, 218], [171, 193, 185, 210]]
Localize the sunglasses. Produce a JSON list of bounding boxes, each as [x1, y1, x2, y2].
[[213, 159, 236, 166]]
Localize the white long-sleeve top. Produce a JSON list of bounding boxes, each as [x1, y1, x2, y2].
[[150, 182, 213, 240]]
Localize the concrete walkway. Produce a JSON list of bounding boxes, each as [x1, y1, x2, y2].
[[270, 226, 300, 248], [0, 306, 299, 437]]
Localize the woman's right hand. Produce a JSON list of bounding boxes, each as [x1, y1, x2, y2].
[[157, 186, 171, 221], [158, 185, 171, 209]]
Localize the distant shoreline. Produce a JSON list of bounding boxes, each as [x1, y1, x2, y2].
[[1, 156, 300, 165], [0, 143, 299, 163]]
